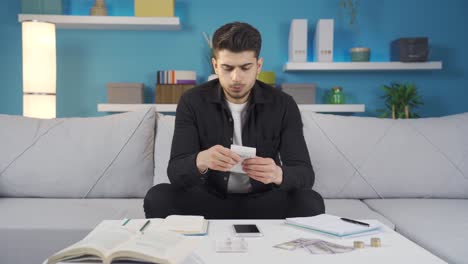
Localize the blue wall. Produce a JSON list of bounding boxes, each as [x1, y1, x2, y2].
[[1, 0, 467, 117]]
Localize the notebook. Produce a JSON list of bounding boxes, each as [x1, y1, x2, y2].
[[123, 215, 209, 236], [285, 214, 382, 238]]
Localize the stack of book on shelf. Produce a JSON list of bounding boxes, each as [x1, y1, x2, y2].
[[156, 70, 196, 104]]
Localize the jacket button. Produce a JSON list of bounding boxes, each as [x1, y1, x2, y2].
[[230, 137, 233, 142], [229, 118, 232, 122], [224, 177, 228, 181]]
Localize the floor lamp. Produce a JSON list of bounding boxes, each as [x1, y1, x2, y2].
[[22, 21, 56, 119]]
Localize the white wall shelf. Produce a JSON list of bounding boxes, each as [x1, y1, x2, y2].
[[18, 14, 180, 30], [283, 61, 443, 71], [298, 104, 365, 112], [98, 104, 176, 112], [98, 103, 365, 113]]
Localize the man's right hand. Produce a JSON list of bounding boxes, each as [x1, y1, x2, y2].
[[196, 145, 241, 173]]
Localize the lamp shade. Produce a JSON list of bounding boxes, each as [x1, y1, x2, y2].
[[22, 21, 56, 118]]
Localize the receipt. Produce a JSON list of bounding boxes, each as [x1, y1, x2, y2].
[[230, 145, 256, 174]]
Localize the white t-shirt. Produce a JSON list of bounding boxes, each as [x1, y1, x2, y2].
[[226, 101, 252, 193]]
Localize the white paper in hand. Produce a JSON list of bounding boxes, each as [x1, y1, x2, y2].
[[230, 145, 256, 174]]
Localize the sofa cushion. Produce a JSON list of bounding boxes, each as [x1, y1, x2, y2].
[[324, 199, 394, 229], [153, 113, 175, 185], [302, 112, 468, 199], [0, 198, 144, 264], [364, 199, 468, 264], [0, 109, 155, 198]]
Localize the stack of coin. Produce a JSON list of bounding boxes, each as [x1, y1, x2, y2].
[[353, 241, 365, 249], [370, 237, 381, 248]]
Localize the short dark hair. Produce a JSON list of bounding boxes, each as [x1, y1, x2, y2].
[[212, 22, 262, 59]]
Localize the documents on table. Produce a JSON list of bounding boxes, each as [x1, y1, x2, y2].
[[230, 145, 256, 174], [285, 214, 382, 238]]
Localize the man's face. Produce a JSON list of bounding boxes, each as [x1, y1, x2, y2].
[[212, 50, 263, 104]]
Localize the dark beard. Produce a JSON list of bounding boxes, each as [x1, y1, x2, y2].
[[224, 89, 252, 102]]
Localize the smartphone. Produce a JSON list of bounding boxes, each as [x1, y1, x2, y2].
[[232, 224, 263, 237]]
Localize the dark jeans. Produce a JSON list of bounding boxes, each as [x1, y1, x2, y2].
[[144, 183, 325, 219]]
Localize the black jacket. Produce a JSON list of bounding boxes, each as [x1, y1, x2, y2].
[[167, 79, 314, 196]]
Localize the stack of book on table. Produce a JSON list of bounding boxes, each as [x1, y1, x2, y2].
[[156, 70, 197, 104]]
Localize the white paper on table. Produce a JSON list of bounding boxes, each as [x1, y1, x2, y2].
[[230, 145, 256, 174]]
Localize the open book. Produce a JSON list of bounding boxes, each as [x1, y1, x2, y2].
[[47, 216, 206, 264]]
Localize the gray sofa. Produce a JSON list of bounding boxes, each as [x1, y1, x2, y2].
[[1, 108, 467, 264]]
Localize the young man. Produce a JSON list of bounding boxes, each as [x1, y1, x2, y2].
[[144, 22, 324, 219]]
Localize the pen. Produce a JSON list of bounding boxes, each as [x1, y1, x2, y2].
[[121, 218, 131, 226], [139, 220, 151, 233], [340, 217, 370, 227]]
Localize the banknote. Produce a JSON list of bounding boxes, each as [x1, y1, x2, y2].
[[273, 238, 312, 250], [274, 238, 354, 254], [303, 240, 354, 254]]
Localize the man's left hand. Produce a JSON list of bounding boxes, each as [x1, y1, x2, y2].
[[242, 157, 283, 185]]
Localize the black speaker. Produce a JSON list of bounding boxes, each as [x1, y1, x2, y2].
[[391, 37, 429, 62]]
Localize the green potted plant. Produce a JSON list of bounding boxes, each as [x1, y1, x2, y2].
[[339, 0, 360, 26], [378, 82, 424, 119]]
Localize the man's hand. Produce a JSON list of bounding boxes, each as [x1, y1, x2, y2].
[[196, 145, 241, 173], [242, 157, 283, 185]]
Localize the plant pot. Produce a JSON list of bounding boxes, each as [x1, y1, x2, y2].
[[392, 105, 410, 119], [328, 86, 346, 104], [350, 47, 370, 62]]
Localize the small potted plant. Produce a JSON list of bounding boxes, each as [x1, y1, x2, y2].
[[378, 82, 424, 119]]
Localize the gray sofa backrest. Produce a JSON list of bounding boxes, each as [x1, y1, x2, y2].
[[0, 109, 155, 198], [302, 112, 468, 199], [154, 112, 468, 199]]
